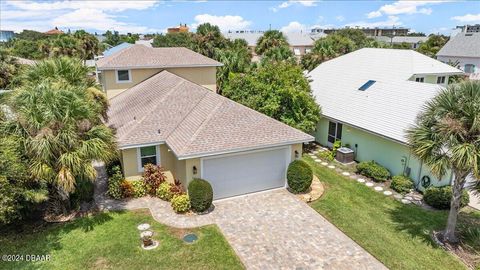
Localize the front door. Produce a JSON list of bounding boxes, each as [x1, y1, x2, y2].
[[327, 121, 342, 147]]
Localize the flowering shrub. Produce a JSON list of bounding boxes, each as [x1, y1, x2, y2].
[[171, 194, 190, 213], [156, 182, 173, 201], [131, 180, 147, 198]]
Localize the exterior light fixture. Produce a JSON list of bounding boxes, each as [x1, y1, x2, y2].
[[193, 166, 197, 175], [295, 150, 299, 159]]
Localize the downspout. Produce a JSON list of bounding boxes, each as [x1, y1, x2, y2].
[[416, 160, 423, 190]]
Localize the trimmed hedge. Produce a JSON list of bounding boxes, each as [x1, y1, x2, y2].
[[188, 178, 213, 212], [424, 186, 470, 210], [171, 194, 190, 213], [356, 161, 391, 182], [287, 160, 313, 193], [390, 175, 414, 194]]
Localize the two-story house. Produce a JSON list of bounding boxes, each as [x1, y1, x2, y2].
[[437, 33, 480, 80], [103, 45, 313, 200], [308, 48, 463, 190]]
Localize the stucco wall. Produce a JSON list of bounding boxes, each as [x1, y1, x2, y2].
[[291, 143, 303, 161], [437, 55, 480, 74], [101, 66, 217, 98], [315, 118, 452, 188], [409, 74, 450, 86], [122, 148, 140, 179]]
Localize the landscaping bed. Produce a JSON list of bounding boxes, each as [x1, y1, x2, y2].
[[0, 210, 244, 270], [304, 156, 480, 270]]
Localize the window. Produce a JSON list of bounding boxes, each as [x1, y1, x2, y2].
[[305, 48, 311, 54], [415, 77, 424, 83], [116, 69, 131, 83], [358, 80, 376, 91], [436, 76, 446, 84], [294, 48, 301, 56], [327, 121, 342, 145], [465, 64, 475, 74], [138, 146, 158, 171]]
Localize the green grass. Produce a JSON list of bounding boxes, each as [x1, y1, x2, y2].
[[305, 156, 479, 270], [0, 210, 243, 270]]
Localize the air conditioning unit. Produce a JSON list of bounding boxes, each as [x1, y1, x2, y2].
[[335, 147, 355, 164]]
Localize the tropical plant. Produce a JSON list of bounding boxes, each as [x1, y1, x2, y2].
[[171, 194, 190, 213], [50, 35, 82, 58], [193, 23, 227, 58], [131, 180, 147, 198], [142, 164, 166, 195], [417, 34, 449, 57], [107, 165, 124, 199], [0, 50, 22, 89], [12, 39, 44, 59], [104, 30, 122, 46], [334, 28, 369, 49], [300, 34, 354, 71], [156, 182, 173, 201], [215, 38, 252, 91], [73, 30, 101, 60], [260, 45, 295, 65], [255, 30, 289, 55], [407, 81, 480, 243], [152, 32, 195, 48]]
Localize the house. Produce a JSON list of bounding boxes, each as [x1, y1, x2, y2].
[[312, 26, 409, 37], [96, 44, 221, 98], [134, 39, 153, 47], [44, 27, 64, 35], [374, 36, 428, 49], [437, 33, 480, 80], [107, 70, 313, 200], [168, 24, 189, 33], [308, 48, 463, 189], [0, 30, 14, 42], [101, 42, 133, 57]]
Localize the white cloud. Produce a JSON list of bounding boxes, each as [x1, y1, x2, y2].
[[5, 0, 159, 12], [335, 16, 345, 22], [280, 21, 307, 33], [271, 0, 317, 12], [451, 13, 480, 23], [345, 16, 403, 28], [366, 1, 445, 18], [191, 14, 251, 32]]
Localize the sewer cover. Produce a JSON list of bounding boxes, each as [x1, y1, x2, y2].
[[183, 233, 198, 243]]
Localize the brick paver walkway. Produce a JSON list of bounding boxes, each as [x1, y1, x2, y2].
[[94, 163, 386, 270]]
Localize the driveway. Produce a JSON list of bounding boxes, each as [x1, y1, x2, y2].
[[213, 189, 386, 270]]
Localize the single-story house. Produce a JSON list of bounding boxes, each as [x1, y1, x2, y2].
[[308, 48, 463, 189], [437, 32, 480, 80], [374, 36, 428, 49], [108, 71, 313, 200]]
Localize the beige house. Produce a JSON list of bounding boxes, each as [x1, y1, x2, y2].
[[107, 52, 313, 200], [96, 45, 222, 98]]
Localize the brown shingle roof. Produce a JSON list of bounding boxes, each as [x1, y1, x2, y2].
[[96, 45, 222, 70], [108, 71, 313, 159]]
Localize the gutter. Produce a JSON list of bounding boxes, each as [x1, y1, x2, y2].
[[97, 63, 223, 71]]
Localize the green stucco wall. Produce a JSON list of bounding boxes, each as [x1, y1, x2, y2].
[[314, 118, 453, 189]]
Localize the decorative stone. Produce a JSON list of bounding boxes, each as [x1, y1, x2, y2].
[[404, 196, 413, 201], [328, 165, 335, 169], [383, 191, 393, 196], [313, 151, 319, 154], [141, 230, 153, 238], [137, 223, 150, 231], [321, 162, 328, 166], [365, 182, 374, 187], [357, 178, 365, 183], [315, 159, 322, 163], [401, 199, 412, 204], [393, 194, 403, 199], [374, 186, 383, 192], [341, 172, 350, 176]]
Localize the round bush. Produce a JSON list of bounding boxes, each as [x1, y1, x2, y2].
[[287, 160, 313, 193], [356, 161, 391, 182], [390, 175, 414, 194], [188, 178, 213, 212], [171, 194, 190, 213], [424, 186, 470, 210], [156, 182, 173, 201]]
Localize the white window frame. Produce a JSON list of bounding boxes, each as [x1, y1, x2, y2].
[[293, 48, 301, 56], [305, 48, 312, 54], [415, 77, 424, 83], [137, 145, 160, 172], [436, 76, 446, 84], [115, 69, 132, 83]]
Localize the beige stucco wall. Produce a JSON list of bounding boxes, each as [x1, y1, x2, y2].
[[101, 66, 217, 98], [121, 148, 140, 180]]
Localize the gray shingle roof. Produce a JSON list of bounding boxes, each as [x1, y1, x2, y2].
[[108, 71, 313, 158], [437, 33, 480, 58], [96, 45, 222, 70]]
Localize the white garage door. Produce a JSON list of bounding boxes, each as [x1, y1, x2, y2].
[[202, 147, 290, 200]]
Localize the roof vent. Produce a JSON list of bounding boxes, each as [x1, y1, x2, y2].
[[465, 33, 473, 36], [358, 80, 376, 91]]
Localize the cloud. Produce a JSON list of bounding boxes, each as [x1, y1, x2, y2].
[[366, 1, 444, 18], [271, 0, 317, 12], [5, 0, 159, 12], [281, 21, 307, 33], [335, 16, 345, 22], [191, 14, 251, 32], [451, 13, 480, 23], [345, 16, 403, 28]]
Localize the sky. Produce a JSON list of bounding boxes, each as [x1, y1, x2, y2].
[[1, 0, 480, 35]]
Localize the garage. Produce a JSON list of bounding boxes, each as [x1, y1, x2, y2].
[[201, 147, 291, 200]]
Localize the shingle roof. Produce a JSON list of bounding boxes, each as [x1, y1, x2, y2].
[[437, 33, 480, 58], [97, 45, 222, 70], [308, 48, 463, 144], [108, 71, 313, 158], [102, 42, 133, 57]]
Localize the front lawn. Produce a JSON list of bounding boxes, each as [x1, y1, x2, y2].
[[0, 210, 243, 270], [305, 157, 479, 270]]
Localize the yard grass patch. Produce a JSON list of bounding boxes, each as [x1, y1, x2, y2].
[[0, 210, 243, 270], [305, 156, 478, 270]]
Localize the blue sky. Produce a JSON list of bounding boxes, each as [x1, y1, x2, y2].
[[1, 1, 480, 35]]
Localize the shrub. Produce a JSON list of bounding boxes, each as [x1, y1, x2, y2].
[[142, 164, 166, 195], [318, 150, 334, 161], [70, 178, 94, 208], [106, 156, 122, 178], [356, 161, 391, 182], [188, 178, 213, 212], [120, 180, 134, 198], [170, 179, 184, 197], [107, 165, 124, 199], [287, 160, 313, 193], [423, 186, 469, 210], [131, 180, 147, 198], [156, 182, 173, 201], [390, 175, 414, 194], [171, 194, 190, 213]]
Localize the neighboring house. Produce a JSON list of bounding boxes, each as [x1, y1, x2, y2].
[[437, 33, 480, 80], [135, 39, 153, 47], [44, 27, 64, 35], [101, 42, 133, 57], [0, 30, 14, 42], [374, 36, 428, 49], [312, 27, 409, 37], [96, 44, 221, 98], [108, 71, 313, 200], [308, 48, 463, 189]]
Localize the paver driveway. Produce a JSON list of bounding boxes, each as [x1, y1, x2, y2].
[[213, 189, 386, 270]]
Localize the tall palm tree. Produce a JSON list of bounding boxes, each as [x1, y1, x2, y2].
[[255, 30, 289, 55], [407, 81, 480, 243], [260, 45, 295, 65], [74, 30, 100, 61], [193, 23, 227, 58]]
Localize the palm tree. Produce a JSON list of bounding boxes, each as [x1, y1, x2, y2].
[[0, 50, 21, 89], [74, 30, 100, 61], [193, 23, 227, 58], [255, 30, 289, 55], [407, 81, 480, 243], [260, 45, 295, 65]]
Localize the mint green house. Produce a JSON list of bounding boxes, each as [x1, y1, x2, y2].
[[308, 48, 463, 189]]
